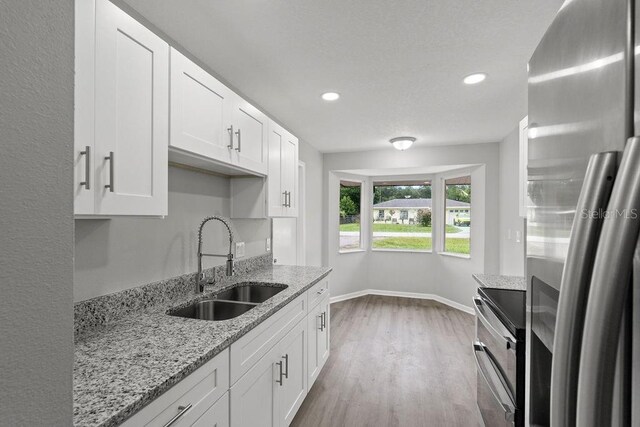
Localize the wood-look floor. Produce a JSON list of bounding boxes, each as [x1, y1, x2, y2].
[[291, 295, 481, 427]]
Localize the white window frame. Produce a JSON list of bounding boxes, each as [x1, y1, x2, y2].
[[439, 172, 472, 259], [338, 177, 366, 254]]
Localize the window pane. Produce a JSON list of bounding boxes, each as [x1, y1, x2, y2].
[[371, 181, 432, 251], [339, 180, 362, 251], [444, 176, 471, 255]]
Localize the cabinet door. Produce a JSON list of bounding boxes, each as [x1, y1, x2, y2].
[[278, 319, 307, 426], [268, 121, 285, 217], [230, 345, 279, 427], [74, 0, 96, 215], [191, 392, 229, 427], [318, 297, 330, 371], [281, 132, 299, 217], [94, 0, 168, 216], [306, 302, 323, 388], [170, 48, 234, 165], [232, 97, 268, 175]]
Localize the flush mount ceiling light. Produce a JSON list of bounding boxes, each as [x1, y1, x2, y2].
[[389, 136, 416, 151], [463, 72, 487, 85], [321, 92, 340, 101]]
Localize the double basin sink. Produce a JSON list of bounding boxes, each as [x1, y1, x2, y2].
[[168, 283, 287, 321]]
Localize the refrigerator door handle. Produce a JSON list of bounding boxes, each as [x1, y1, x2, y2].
[[550, 151, 618, 427], [577, 136, 640, 427]]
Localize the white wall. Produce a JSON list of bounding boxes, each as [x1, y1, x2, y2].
[[74, 166, 270, 301], [499, 126, 525, 275], [324, 143, 500, 309], [298, 140, 324, 267], [0, 0, 74, 424]]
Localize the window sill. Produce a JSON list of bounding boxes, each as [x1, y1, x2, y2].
[[439, 252, 471, 259], [371, 248, 432, 254], [338, 249, 366, 255]]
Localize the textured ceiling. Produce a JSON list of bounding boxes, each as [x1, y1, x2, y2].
[[121, 0, 562, 153]]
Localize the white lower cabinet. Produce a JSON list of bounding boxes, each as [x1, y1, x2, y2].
[[277, 320, 307, 426], [121, 349, 229, 427], [307, 295, 330, 389]]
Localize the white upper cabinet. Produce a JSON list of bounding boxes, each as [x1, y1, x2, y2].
[[75, 0, 169, 216], [170, 48, 234, 166], [231, 98, 269, 175], [169, 49, 268, 176], [268, 121, 299, 217]]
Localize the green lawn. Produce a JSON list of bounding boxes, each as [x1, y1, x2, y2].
[[370, 236, 470, 254], [444, 238, 470, 255], [372, 237, 432, 250], [340, 223, 461, 233]]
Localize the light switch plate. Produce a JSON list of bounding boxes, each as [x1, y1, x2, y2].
[[235, 242, 245, 258], [266, 238, 271, 252]]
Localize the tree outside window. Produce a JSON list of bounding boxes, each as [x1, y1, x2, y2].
[[339, 180, 362, 251]]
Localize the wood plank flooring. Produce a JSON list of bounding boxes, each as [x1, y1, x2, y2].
[[291, 295, 481, 427]]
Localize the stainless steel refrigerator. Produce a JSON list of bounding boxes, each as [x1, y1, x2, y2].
[[526, 0, 639, 426]]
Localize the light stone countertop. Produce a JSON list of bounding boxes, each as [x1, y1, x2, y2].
[[472, 273, 526, 291], [74, 265, 332, 427]]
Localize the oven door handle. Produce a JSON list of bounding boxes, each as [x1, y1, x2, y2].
[[473, 341, 516, 422], [473, 296, 517, 351]]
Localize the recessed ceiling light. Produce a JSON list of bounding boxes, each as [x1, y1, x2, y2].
[[321, 92, 340, 101], [463, 73, 487, 85], [389, 136, 416, 151]]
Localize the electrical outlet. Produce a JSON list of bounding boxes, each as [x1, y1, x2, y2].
[[266, 238, 271, 252], [235, 241, 245, 258]]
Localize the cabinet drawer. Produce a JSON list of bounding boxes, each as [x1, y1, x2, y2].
[[230, 294, 306, 385], [121, 348, 229, 427], [191, 391, 229, 427], [307, 280, 329, 310]]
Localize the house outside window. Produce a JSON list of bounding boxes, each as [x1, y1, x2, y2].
[[370, 180, 434, 251], [443, 175, 471, 255]]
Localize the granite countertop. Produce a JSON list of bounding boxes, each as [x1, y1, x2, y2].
[[74, 265, 332, 427], [472, 273, 526, 291]]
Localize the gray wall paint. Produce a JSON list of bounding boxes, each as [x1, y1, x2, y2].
[[298, 140, 324, 267], [0, 0, 74, 424], [499, 126, 525, 275], [75, 166, 270, 301]]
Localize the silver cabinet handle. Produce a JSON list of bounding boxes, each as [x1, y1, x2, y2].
[[473, 297, 516, 350], [322, 312, 326, 330], [276, 360, 284, 386], [550, 151, 617, 427], [282, 191, 288, 207], [163, 403, 192, 427], [282, 354, 289, 379], [235, 128, 241, 152], [80, 146, 90, 190], [287, 191, 291, 207], [227, 125, 234, 149], [316, 287, 326, 295], [577, 137, 640, 427], [104, 151, 114, 192], [318, 313, 323, 331]]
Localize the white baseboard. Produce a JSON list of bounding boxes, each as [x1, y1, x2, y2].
[[329, 289, 474, 315]]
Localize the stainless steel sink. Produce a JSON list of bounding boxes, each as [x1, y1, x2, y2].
[[214, 283, 287, 303], [169, 300, 256, 321]]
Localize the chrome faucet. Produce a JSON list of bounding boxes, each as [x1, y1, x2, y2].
[[196, 216, 235, 293]]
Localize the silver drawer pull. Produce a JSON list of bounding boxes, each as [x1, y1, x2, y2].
[[473, 296, 516, 350], [318, 313, 323, 331], [316, 288, 326, 295], [276, 360, 284, 386], [282, 191, 288, 207], [473, 342, 515, 422], [104, 151, 114, 192], [227, 125, 234, 149], [235, 128, 241, 152], [80, 146, 90, 190], [163, 403, 192, 427], [282, 354, 289, 379]]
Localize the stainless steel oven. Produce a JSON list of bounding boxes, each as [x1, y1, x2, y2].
[[474, 290, 525, 427]]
